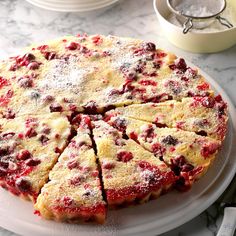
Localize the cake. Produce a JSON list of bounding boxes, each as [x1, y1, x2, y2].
[[105, 115, 221, 190], [93, 120, 177, 207], [0, 34, 228, 223], [0, 112, 71, 201], [34, 115, 106, 223], [105, 96, 227, 141]]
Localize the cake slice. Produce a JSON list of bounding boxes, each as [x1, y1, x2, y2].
[[92, 120, 176, 207], [0, 113, 71, 201], [105, 96, 227, 141], [34, 115, 106, 223], [106, 116, 221, 190]]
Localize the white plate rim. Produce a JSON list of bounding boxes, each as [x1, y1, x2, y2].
[[0, 61, 235, 236], [25, 0, 120, 12]]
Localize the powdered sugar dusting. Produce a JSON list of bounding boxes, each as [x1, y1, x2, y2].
[[39, 56, 93, 90], [104, 36, 145, 69], [112, 51, 142, 69], [141, 169, 155, 181]]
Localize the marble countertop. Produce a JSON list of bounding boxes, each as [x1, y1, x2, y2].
[[0, 0, 235, 235]]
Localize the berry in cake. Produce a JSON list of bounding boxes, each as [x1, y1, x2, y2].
[[0, 113, 71, 201], [106, 115, 221, 191], [92, 120, 177, 207], [105, 96, 227, 141], [34, 115, 106, 223]]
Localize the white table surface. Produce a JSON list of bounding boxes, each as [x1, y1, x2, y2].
[[0, 0, 235, 235]]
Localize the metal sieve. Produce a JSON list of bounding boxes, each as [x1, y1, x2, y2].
[[167, 0, 234, 33]]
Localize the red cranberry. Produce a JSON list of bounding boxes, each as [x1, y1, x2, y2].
[[0, 167, 7, 177], [37, 45, 48, 51], [61, 196, 73, 207], [165, 80, 181, 95], [43, 51, 56, 60], [43, 95, 54, 103], [201, 142, 219, 158], [153, 61, 161, 69], [129, 131, 138, 142], [71, 114, 81, 125], [9, 64, 19, 71], [39, 135, 49, 145], [23, 53, 35, 61], [108, 89, 122, 97], [161, 135, 178, 146], [135, 62, 146, 73], [174, 176, 191, 192], [25, 128, 37, 138], [66, 42, 79, 50], [141, 169, 157, 184], [0, 161, 9, 169], [18, 77, 33, 88], [139, 79, 157, 86], [197, 82, 210, 91], [175, 58, 187, 71], [170, 155, 194, 175], [83, 101, 98, 114], [80, 46, 90, 54], [117, 151, 133, 162], [77, 141, 88, 148], [3, 108, 15, 119], [67, 160, 79, 169], [217, 104, 227, 117], [138, 161, 154, 170], [142, 125, 155, 141], [49, 103, 63, 112], [17, 150, 32, 160], [25, 158, 41, 166], [152, 143, 166, 156], [42, 127, 51, 134], [27, 61, 39, 70], [54, 147, 61, 153], [144, 42, 156, 51], [15, 178, 31, 192], [201, 97, 215, 108], [215, 95, 223, 102], [182, 164, 194, 172], [0, 147, 9, 157], [92, 35, 103, 45], [126, 72, 137, 81], [112, 117, 127, 132], [70, 174, 84, 186], [2, 132, 15, 139], [102, 161, 115, 170]]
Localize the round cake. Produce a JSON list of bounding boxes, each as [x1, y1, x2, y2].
[[0, 34, 228, 224]]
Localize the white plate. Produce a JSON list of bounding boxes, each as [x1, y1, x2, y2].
[[0, 64, 236, 236], [25, 0, 120, 12]]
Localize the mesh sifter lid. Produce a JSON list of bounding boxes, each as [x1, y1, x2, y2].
[[167, 0, 233, 33], [167, 0, 226, 18]]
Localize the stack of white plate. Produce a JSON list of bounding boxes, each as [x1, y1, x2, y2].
[[25, 0, 120, 12]]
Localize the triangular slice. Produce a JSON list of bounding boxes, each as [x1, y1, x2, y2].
[[105, 96, 227, 141], [106, 116, 221, 190], [0, 113, 71, 201], [93, 120, 176, 207], [34, 115, 106, 223]]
